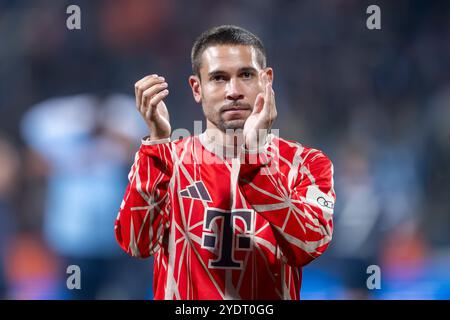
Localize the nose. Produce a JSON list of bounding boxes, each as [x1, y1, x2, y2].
[[225, 78, 244, 101]]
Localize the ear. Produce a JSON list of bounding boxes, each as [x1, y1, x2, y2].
[[265, 67, 274, 84], [189, 75, 202, 103]]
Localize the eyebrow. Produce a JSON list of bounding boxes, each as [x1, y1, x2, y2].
[[207, 67, 258, 77], [239, 67, 258, 74]]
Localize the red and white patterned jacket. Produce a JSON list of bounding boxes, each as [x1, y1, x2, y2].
[[115, 132, 335, 300]]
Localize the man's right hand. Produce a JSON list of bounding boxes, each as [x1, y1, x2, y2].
[[135, 74, 171, 140]]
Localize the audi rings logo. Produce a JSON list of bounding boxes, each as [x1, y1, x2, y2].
[[317, 196, 334, 209]]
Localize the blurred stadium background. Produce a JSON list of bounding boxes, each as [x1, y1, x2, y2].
[[0, 0, 449, 299]]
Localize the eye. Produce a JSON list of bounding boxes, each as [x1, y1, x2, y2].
[[241, 72, 253, 79], [211, 75, 226, 82]]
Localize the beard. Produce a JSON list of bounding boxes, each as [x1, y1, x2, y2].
[[204, 101, 252, 132], [216, 118, 246, 131]]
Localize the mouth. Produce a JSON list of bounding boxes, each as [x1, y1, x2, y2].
[[223, 107, 250, 112], [222, 108, 251, 119], [221, 104, 251, 113]]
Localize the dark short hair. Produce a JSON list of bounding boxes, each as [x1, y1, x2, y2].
[[191, 25, 267, 77]]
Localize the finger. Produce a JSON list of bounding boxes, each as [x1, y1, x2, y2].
[[135, 75, 164, 108], [135, 75, 156, 108], [140, 76, 165, 109], [147, 89, 169, 117], [267, 84, 274, 110], [263, 73, 271, 111], [253, 93, 264, 114], [141, 82, 168, 111], [270, 88, 275, 109], [259, 69, 268, 87], [268, 88, 277, 128], [262, 75, 276, 128], [135, 74, 158, 107]]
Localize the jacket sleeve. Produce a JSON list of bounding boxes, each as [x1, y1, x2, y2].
[[238, 146, 335, 267], [115, 138, 173, 258]]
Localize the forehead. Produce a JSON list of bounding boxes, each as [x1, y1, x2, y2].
[[199, 45, 260, 73]]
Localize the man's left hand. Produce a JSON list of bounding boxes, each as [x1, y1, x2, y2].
[[243, 71, 277, 150]]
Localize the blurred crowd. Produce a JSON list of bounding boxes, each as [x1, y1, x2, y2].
[[0, 0, 449, 299]]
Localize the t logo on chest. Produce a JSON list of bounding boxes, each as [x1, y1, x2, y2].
[[201, 208, 253, 269]]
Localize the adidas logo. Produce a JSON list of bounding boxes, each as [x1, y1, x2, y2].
[[180, 181, 212, 202]]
